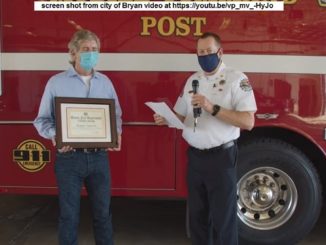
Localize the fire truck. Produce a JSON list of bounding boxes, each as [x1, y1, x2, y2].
[[1, 0, 325, 244]]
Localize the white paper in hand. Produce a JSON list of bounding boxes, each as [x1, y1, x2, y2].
[[145, 102, 185, 130]]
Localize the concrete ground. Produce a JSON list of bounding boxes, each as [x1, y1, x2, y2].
[[0, 195, 324, 245]]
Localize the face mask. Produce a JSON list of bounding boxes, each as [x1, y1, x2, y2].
[[197, 53, 220, 73], [79, 51, 99, 71]]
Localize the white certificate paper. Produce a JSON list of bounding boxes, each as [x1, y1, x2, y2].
[[145, 102, 185, 130], [61, 103, 111, 142]]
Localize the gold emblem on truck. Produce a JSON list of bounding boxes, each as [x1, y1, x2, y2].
[[13, 140, 50, 172]]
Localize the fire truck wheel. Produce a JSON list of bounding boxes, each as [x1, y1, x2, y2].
[[237, 138, 322, 245]]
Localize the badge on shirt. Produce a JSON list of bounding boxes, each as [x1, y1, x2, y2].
[[219, 80, 226, 86], [240, 79, 252, 92], [212, 79, 226, 92]]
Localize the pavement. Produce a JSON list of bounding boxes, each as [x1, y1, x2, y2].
[[0, 195, 325, 245]]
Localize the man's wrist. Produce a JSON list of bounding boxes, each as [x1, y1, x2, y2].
[[211, 104, 221, 116]]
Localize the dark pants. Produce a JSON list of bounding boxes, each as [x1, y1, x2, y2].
[[55, 150, 113, 245], [187, 144, 238, 245]]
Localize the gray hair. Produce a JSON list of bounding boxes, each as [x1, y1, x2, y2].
[[68, 29, 101, 64]]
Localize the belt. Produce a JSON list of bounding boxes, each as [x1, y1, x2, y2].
[[74, 148, 105, 153], [190, 140, 235, 153]]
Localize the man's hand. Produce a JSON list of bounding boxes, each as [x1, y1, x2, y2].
[[108, 134, 122, 151], [191, 93, 214, 113], [153, 113, 167, 125], [52, 137, 74, 153]]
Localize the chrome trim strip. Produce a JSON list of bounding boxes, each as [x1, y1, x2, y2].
[[0, 25, 2, 95], [0, 121, 156, 126], [0, 121, 33, 124], [123, 122, 156, 126], [112, 187, 176, 191], [0, 185, 175, 191], [0, 52, 2, 96], [256, 113, 279, 120]]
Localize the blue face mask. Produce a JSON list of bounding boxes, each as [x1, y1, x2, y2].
[[197, 53, 220, 73], [79, 51, 99, 71]]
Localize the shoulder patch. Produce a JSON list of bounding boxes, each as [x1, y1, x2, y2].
[[240, 79, 252, 92]]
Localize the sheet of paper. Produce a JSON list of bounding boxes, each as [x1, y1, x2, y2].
[[145, 102, 185, 130]]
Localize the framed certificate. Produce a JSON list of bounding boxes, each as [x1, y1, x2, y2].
[[55, 97, 118, 149]]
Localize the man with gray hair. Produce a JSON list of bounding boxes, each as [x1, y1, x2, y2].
[[34, 29, 122, 245]]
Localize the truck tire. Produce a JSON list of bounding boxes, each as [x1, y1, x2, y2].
[[237, 138, 322, 245]]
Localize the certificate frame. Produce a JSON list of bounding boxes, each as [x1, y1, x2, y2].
[[55, 97, 118, 149]]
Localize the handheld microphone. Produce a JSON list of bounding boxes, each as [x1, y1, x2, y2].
[[192, 80, 202, 118], [192, 80, 201, 131]]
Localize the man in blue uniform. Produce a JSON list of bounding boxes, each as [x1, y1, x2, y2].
[[154, 32, 257, 245]]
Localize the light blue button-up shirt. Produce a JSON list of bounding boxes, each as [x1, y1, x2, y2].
[[34, 66, 122, 139]]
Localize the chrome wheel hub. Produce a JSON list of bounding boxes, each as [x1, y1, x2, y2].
[[237, 167, 298, 230]]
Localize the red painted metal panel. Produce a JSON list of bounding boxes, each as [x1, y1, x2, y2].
[[0, 71, 190, 121], [1, 71, 324, 122], [0, 0, 325, 197], [2, 0, 326, 55], [0, 125, 178, 195], [110, 126, 176, 190], [0, 125, 55, 189]]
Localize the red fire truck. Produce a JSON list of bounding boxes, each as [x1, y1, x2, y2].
[[1, 0, 325, 244]]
